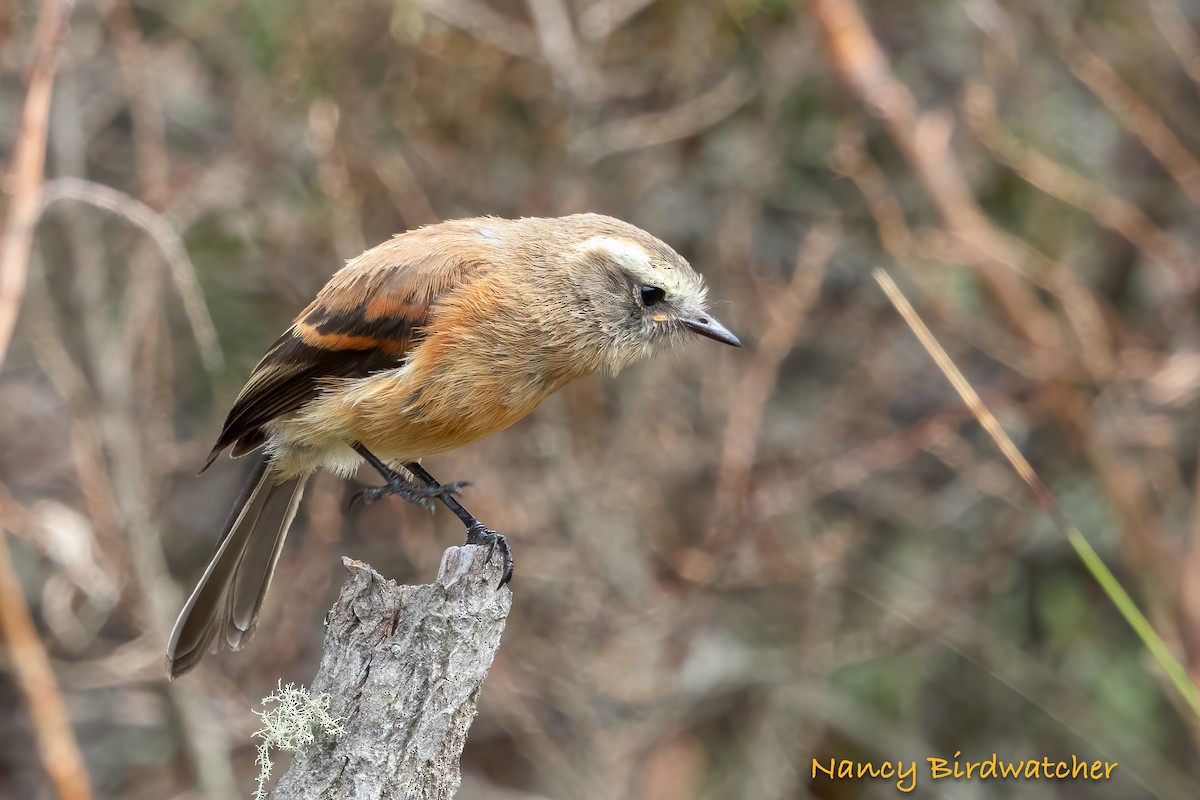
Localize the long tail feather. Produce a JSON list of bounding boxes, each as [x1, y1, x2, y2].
[[167, 459, 305, 678]]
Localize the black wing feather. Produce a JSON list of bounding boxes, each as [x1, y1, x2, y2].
[[202, 302, 427, 470]]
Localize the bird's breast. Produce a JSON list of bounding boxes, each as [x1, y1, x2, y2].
[[273, 279, 591, 468], [280, 348, 576, 469]]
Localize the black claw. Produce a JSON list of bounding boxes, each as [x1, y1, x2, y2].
[[466, 523, 514, 587], [353, 448, 510, 584]]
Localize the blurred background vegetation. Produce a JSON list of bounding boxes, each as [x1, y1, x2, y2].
[[3, 0, 1200, 797]]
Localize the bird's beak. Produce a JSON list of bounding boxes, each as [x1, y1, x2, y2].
[[682, 313, 741, 347]]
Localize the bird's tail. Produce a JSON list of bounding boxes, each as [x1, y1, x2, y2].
[[167, 458, 306, 678]]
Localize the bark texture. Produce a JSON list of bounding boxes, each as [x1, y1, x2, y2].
[[270, 546, 512, 800]]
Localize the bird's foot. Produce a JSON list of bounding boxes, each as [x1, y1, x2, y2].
[[349, 475, 471, 513], [466, 523, 514, 587]]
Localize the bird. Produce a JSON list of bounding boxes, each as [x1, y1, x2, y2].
[[166, 213, 741, 678]]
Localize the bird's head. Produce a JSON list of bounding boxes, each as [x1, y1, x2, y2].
[[524, 214, 741, 375]]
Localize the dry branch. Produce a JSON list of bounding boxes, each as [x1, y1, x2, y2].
[[269, 546, 512, 800], [1051, 24, 1200, 207], [0, 531, 93, 800], [574, 72, 754, 162], [963, 82, 1196, 293], [809, 0, 1062, 350], [710, 223, 835, 538], [39, 177, 224, 371], [0, 0, 75, 369]]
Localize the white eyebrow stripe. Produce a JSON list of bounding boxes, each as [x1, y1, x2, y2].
[[577, 236, 652, 270]]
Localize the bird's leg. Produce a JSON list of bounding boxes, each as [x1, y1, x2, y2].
[[404, 461, 513, 586], [349, 443, 469, 512]]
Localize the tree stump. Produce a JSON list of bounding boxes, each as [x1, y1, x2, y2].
[[270, 546, 512, 800]]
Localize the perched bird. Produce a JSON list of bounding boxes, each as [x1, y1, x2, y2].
[[166, 213, 741, 677]]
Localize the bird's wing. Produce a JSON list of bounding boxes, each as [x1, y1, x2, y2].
[[203, 235, 487, 469]]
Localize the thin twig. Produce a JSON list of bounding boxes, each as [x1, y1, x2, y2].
[[39, 177, 224, 371], [526, 0, 595, 100], [0, 0, 75, 369], [1150, 0, 1200, 98], [857, 563, 1200, 798], [963, 81, 1196, 292], [0, 532, 93, 800], [808, 0, 1063, 352], [1182, 439, 1200, 691], [710, 224, 837, 537], [1050, 24, 1200, 207], [828, 120, 912, 257], [873, 267, 1200, 719], [97, 0, 171, 209], [578, 0, 657, 41], [412, 0, 538, 59], [574, 72, 754, 162]]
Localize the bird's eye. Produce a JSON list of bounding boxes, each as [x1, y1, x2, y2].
[[640, 285, 666, 307]]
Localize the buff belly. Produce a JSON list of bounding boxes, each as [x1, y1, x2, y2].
[[262, 360, 555, 480]]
